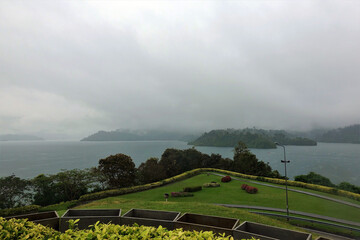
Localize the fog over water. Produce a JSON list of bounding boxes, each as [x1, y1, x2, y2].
[[1, 1, 360, 140]]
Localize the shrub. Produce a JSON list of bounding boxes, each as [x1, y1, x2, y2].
[[203, 182, 220, 188], [0, 205, 40, 217], [171, 192, 194, 197], [221, 176, 232, 182], [183, 186, 202, 192], [241, 184, 248, 190], [0, 218, 232, 239], [245, 186, 258, 194]]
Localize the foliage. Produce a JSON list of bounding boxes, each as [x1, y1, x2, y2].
[[338, 182, 360, 194], [97, 153, 136, 189], [189, 129, 277, 148], [241, 184, 248, 190], [0, 217, 233, 239], [0, 174, 31, 209], [245, 185, 258, 194], [221, 176, 232, 182], [0, 217, 59, 239], [294, 172, 335, 187], [171, 192, 194, 197], [189, 128, 317, 148], [0, 205, 40, 217], [39, 200, 79, 213], [183, 186, 202, 192], [318, 124, 360, 143], [138, 157, 166, 184], [203, 182, 220, 187], [233, 142, 280, 178]]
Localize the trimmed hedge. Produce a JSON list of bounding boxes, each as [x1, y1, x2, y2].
[[183, 186, 202, 192], [203, 182, 221, 188], [221, 176, 232, 183], [245, 186, 258, 194], [0, 217, 232, 239], [171, 192, 194, 197], [0, 205, 40, 217], [79, 169, 202, 202]]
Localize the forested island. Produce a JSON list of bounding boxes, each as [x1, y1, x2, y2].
[[189, 128, 317, 148], [0, 134, 43, 141]]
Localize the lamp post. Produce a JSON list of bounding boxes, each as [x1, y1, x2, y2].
[[275, 142, 290, 221]]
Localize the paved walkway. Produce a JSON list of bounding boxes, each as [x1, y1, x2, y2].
[[215, 203, 360, 228], [210, 173, 360, 209]]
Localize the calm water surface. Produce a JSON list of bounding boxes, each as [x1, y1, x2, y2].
[[0, 141, 359, 185]]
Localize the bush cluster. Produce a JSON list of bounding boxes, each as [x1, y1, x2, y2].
[[221, 176, 232, 182], [183, 186, 202, 192], [0, 205, 40, 217], [171, 192, 194, 197], [203, 182, 220, 188], [0, 217, 233, 239], [241, 184, 258, 194]]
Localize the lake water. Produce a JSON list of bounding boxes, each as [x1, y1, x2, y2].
[[0, 141, 359, 185]]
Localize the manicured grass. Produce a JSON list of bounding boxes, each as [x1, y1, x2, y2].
[[109, 173, 360, 223], [240, 176, 360, 205]]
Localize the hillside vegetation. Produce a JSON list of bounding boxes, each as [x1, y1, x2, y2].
[[189, 128, 316, 148]]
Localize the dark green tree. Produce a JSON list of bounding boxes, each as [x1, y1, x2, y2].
[[337, 182, 360, 194], [233, 142, 275, 177], [138, 157, 166, 184], [53, 169, 92, 201], [31, 174, 58, 206], [0, 175, 31, 209], [294, 172, 335, 187], [98, 154, 136, 188]]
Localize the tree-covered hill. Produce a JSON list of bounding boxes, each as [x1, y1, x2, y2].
[[188, 128, 317, 148], [318, 124, 360, 143]]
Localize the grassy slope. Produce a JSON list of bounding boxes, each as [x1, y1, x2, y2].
[[97, 174, 359, 223], [50, 172, 360, 239]]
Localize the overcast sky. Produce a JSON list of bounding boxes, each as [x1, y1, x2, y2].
[[1, 1, 359, 139]]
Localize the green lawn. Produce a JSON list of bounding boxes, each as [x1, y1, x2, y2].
[[103, 173, 360, 223], [48, 172, 360, 239]]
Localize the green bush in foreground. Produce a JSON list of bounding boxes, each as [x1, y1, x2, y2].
[[0, 217, 234, 239]]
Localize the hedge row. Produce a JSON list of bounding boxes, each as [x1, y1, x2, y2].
[[206, 168, 360, 201], [0, 205, 40, 217], [79, 169, 203, 202], [171, 192, 194, 197], [0, 217, 232, 239]]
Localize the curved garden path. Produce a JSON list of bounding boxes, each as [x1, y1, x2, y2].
[[210, 173, 360, 209]]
